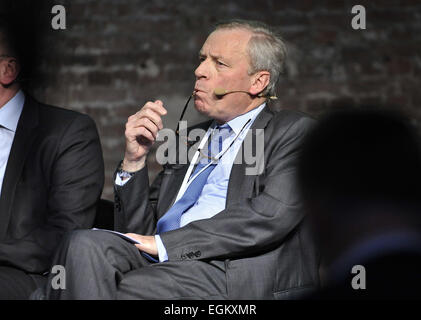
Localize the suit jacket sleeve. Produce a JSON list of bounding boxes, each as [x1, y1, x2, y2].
[[114, 164, 164, 235], [0, 114, 104, 273], [159, 116, 315, 261]]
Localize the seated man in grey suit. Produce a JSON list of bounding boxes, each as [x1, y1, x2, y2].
[[46, 19, 319, 300], [0, 17, 104, 299]]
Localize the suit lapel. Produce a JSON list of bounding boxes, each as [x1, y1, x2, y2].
[[227, 106, 274, 204], [0, 96, 39, 240], [156, 163, 189, 216]]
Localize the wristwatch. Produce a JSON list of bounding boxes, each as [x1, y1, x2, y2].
[[117, 162, 137, 180]]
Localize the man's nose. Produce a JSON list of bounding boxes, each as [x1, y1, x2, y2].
[[194, 60, 208, 79]]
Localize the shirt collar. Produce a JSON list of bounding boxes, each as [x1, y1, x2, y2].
[[215, 102, 266, 135], [0, 90, 25, 132]]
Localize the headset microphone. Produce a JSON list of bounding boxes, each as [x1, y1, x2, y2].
[[213, 88, 277, 100], [177, 88, 276, 135]]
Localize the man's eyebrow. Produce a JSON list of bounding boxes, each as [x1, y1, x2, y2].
[[211, 54, 223, 60], [198, 52, 224, 60]]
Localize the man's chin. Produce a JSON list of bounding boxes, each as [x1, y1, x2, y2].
[[194, 102, 210, 116]]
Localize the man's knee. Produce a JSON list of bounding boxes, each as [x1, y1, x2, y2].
[[63, 229, 130, 258], [64, 229, 106, 255]]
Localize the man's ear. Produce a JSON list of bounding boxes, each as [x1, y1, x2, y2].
[[0, 58, 19, 86], [249, 71, 270, 96]]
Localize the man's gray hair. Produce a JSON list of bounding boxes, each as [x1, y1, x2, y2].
[[213, 19, 287, 97]]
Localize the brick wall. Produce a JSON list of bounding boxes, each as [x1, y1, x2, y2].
[[3, 0, 420, 200]]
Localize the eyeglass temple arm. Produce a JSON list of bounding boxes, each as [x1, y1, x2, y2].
[[176, 93, 194, 135]]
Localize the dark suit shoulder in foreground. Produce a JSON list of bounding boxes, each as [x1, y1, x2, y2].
[[0, 95, 104, 274]]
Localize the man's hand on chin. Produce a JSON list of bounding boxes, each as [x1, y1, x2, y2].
[[125, 234, 158, 257]]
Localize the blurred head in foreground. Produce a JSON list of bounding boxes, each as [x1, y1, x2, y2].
[[298, 107, 421, 299]]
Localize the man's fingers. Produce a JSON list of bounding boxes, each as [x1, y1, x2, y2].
[[125, 234, 157, 256], [138, 101, 167, 117], [153, 100, 167, 116], [126, 233, 140, 239], [143, 108, 164, 130], [126, 118, 159, 143], [130, 107, 164, 130], [125, 233, 136, 237], [131, 118, 159, 139], [127, 126, 155, 142]]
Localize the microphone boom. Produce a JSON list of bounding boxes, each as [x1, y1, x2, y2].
[[213, 87, 277, 100]]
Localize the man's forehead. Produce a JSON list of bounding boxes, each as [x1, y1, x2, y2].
[[199, 28, 252, 56]]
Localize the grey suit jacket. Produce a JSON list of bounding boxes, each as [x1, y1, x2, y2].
[[114, 106, 320, 299]]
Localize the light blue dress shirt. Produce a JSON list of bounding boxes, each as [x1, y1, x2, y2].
[[0, 90, 25, 196], [116, 103, 266, 262]]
